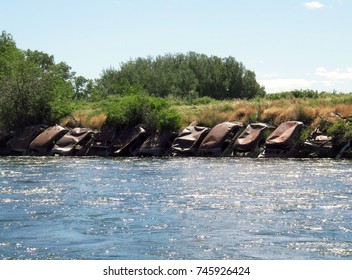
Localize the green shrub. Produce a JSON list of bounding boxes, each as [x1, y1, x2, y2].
[[327, 120, 352, 143], [299, 127, 313, 142], [220, 102, 234, 112], [266, 90, 320, 100], [105, 92, 181, 132], [191, 96, 215, 105]]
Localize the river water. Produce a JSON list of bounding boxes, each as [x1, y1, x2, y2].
[[0, 157, 351, 260]]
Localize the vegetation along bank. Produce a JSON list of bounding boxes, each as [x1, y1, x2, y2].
[[1, 31, 351, 158]]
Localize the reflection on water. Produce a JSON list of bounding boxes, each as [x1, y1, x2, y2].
[[0, 157, 351, 259]]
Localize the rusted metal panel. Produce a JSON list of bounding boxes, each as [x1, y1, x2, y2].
[[265, 121, 303, 149], [198, 121, 243, 156], [111, 126, 149, 156], [51, 128, 95, 156], [234, 123, 272, 152], [138, 130, 177, 156], [29, 125, 69, 155], [171, 125, 210, 156]]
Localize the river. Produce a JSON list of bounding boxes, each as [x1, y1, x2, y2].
[[0, 157, 351, 260]]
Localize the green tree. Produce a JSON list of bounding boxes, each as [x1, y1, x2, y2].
[[96, 52, 265, 100], [0, 31, 75, 133], [74, 75, 90, 99]]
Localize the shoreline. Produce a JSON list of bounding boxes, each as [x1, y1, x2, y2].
[[1, 120, 351, 159]]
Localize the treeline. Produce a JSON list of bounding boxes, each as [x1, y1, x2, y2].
[[265, 89, 352, 100], [0, 31, 267, 134], [95, 52, 266, 100]]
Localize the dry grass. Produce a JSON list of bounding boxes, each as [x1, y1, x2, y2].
[[61, 110, 107, 130], [230, 102, 259, 123], [333, 104, 352, 117], [261, 106, 283, 125], [178, 103, 236, 128], [65, 96, 352, 131], [176, 98, 352, 129], [88, 113, 107, 130]]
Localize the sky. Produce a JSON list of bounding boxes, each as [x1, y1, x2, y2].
[[1, 0, 352, 93]]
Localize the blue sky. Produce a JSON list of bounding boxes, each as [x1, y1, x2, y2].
[[1, 0, 351, 93]]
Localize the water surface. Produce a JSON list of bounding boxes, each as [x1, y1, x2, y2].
[[0, 157, 351, 259]]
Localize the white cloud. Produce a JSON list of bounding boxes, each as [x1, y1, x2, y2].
[[259, 67, 352, 93], [258, 78, 314, 93], [303, 1, 325, 9], [315, 67, 352, 80]]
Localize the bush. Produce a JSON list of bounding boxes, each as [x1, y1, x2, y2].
[[266, 90, 320, 100], [190, 96, 215, 105], [0, 31, 76, 133], [327, 120, 352, 144], [96, 52, 266, 100], [105, 91, 181, 132]]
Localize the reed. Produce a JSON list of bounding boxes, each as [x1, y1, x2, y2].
[[177, 98, 351, 129], [230, 105, 259, 124], [61, 110, 106, 129], [179, 107, 229, 128], [65, 94, 352, 132], [88, 113, 107, 130], [261, 106, 283, 125]]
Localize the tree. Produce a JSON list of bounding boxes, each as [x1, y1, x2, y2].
[[96, 52, 266, 100], [241, 70, 266, 99], [0, 31, 75, 133], [74, 75, 90, 99]]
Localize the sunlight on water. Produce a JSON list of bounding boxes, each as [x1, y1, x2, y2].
[[0, 157, 351, 260]]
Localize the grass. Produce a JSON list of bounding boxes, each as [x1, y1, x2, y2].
[[178, 97, 352, 129], [61, 109, 106, 130], [61, 93, 352, 133]]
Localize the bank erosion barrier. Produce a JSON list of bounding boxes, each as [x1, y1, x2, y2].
[[0, 119, 351, 159]]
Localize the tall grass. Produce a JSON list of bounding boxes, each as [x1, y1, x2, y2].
[[64, 93, 352, 132], [61, 110, 106, 130], [177, 96, 352, 128]]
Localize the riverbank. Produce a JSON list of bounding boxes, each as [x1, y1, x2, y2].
[[63, 92, 352, 142], [177, 95, 352, 128], [63, 92, 351, 128], [1, 118, 351, 159], [1, 91, 351, 158]]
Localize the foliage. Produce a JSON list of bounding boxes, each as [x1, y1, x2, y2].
[[2, 30, 352, 140], [0, 31, 91, 133], [105, 90, 181, 132], [265, 90, 352, 103], [95, 52, 266, 100], [0, 32, 55, 132], [266, 89, 320, 100], [190, 96, 216, 105], [327, 120, 352, 144], [299, 127, 313, 142]]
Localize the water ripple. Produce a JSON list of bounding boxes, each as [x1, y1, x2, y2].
[[0, 157, 351, 259]]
